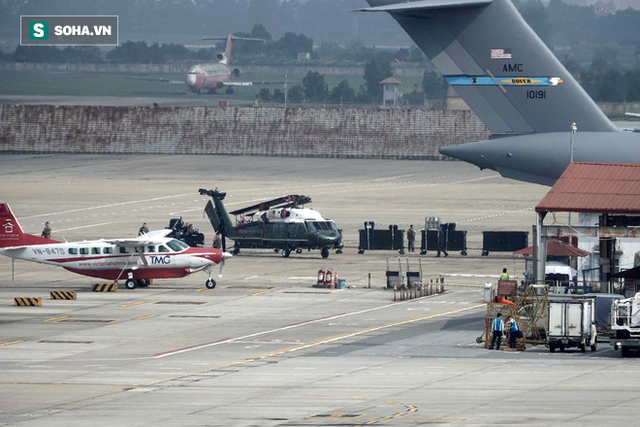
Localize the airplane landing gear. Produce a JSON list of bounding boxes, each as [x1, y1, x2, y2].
[[282, 246, 291, 258], [124, 279, 149, 290], [205, 278, 216, 289]]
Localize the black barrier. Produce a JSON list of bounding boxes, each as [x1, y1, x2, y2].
[[423, 226, 467, 255], [358, 223, 405, 254], [482, 231, 528, 256]]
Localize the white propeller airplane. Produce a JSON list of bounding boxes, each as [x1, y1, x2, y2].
[[0, 203, 231, 290]]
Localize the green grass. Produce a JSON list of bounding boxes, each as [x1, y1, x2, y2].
[[0, 69, 423, 102]]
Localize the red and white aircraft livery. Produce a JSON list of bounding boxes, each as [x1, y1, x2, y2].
[[186, 34, 265, 94], [0, 204, 230, 290]]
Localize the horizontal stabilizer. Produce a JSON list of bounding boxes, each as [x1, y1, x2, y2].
[[356, 0, 491, 13]]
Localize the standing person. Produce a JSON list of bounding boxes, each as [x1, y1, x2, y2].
[[41, 221, 51, 239], [500, 268, 509, 280], [506, 315, 520, 349], [436, 224, 448, 257], [212, 233, 222, 249], [489, 313, 504, 350], [138, 222, 149, 236], [407, 225, 416, 253]]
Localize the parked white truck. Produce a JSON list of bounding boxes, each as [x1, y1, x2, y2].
[[547, 298, 597, 353], [611, 292, 640, 357]]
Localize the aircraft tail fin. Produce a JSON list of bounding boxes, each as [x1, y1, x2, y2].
[[0, 204, 57, 248], [204, 200, 222, 233], [361, 0, 617, 134], [202, 35, 266, 66], [199, 189, 235, 238]]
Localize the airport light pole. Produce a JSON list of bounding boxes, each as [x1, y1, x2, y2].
[[284, 74, 288, 109], [570, 122, 577, 163], [569, 122, 577, 226]]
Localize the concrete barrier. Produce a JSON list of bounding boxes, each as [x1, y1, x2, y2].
[[14, 297, 42, 306], [92, 283, 117, 292], [50, 290, 77, 300]]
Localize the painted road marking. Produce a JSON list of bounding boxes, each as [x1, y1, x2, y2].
[[122, 301, 145, 307], [134, 315, 156, 321], [0, 340, 23, 346], [152, 301, 484, 359], [43, 315, 69, 322]]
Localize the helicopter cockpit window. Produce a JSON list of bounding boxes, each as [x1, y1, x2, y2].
[[312, 221, 332, 231], [166, 239, 189, 252]]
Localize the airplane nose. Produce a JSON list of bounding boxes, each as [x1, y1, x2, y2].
[[186, 74, 197, 87], [222, 252, 232, 260]]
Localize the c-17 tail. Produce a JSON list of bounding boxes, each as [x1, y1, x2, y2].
[[360, 0, 640, 185]]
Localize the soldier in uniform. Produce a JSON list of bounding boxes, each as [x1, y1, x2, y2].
[[138, 222, 149, 236], [41, 221, 51, 239], [436, 224, 448, 257], [407, 225, 416, 252]]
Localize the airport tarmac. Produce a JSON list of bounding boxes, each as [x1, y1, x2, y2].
[[0, 154, 636, 427]]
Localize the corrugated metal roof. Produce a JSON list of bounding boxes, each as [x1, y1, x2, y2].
[[536, 162, 640, 214]]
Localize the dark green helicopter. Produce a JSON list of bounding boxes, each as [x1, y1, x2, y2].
[[199, 189, 343, 258]]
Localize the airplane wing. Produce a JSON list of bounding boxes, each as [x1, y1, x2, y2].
[[104, 229, 172, 247], [124, 76, 185, 85], [221, 81, 286, 87], [626, 112, 640, 118]]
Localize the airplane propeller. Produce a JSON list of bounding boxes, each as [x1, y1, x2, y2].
[[218, 251, 232, 278]]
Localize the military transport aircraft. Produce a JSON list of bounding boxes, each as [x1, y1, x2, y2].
[[0, 204, 230, 289], [199, 189, 343, 259], [360, 0, 640, 185]]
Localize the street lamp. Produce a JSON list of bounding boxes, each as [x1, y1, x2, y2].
[[570, 122, 577, 163]]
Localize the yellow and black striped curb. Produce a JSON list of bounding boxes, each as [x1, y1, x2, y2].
[[92, 283, 118, 292], [14, 297, 42, 306], [50, 290, 77, 300]]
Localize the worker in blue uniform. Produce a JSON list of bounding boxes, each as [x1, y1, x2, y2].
[[489, 313, 504, 350], [506, 315, 520, 349]]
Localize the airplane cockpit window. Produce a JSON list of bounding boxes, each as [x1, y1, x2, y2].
[[69, 248, 78, 255], [147, 245, 156, 253], [166, 239, 189, 252], [103, 247, 113, 254], [158, 245, 170, 253], [119, 247, 130, 254]]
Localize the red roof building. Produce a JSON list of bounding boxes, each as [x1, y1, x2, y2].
[[514, 238, 590, 257], [536, 162, 640, 214]]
